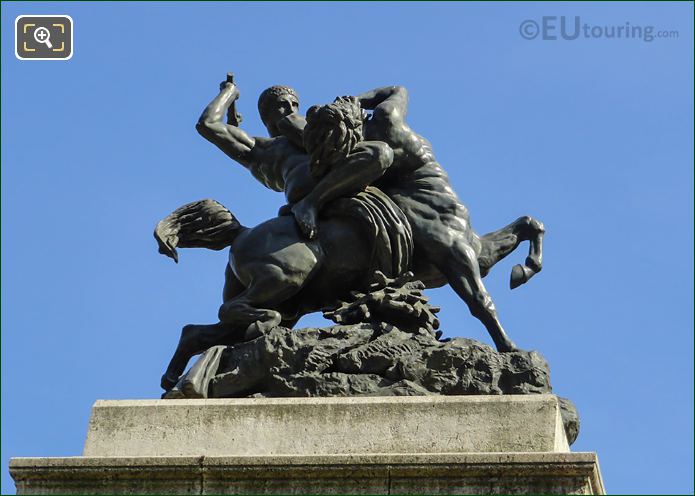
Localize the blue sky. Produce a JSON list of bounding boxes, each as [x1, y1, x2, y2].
[[2, 1, 693, 494]]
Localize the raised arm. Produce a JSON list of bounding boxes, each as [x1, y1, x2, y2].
[[196, 78, 257, 169], [354, 86, 409, 121]]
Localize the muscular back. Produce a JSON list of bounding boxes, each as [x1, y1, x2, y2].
[[355, 86, 474, 247], [365, 119, 436, 175], [361, 88, 439, 181]]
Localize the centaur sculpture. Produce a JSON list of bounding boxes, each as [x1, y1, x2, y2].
[[156, 74, 545, 392]]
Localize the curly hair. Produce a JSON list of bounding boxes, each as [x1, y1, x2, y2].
[[303, 96, 364, 179], [257, 85, 299, 124]]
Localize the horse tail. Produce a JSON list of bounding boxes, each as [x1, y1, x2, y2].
[[154, 199, 244, 263]]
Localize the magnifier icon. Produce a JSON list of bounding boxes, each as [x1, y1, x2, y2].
[[33, 27, 53, 49]]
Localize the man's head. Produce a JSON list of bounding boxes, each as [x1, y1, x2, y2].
[[257, 85, 300, 137], [303, 96, 363, 179]]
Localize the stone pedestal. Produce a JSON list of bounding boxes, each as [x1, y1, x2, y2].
[[10, 395, 605, 494]]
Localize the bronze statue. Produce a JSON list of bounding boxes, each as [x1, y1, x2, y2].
[[156, 73, 547, 391]]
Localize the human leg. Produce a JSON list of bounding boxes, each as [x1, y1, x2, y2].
[[291, 141, 393, 238]]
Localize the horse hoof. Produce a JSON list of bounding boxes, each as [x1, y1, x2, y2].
[[498, 341, 519, 353], [278, 203, 293, 216], [510, 264, 539, 289], [510, 264, 528, 289], [161, 373, 178, 391], [161, 388, 185, 399], [244, 322, 264, 341]]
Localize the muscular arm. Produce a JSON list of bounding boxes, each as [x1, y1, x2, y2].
[[354, 86, 409, 122], [196, 82, 258, 169]]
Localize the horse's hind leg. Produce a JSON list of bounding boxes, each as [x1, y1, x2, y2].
[[218, 264, 306, 339], [161, 266, 250, 391], [162, 280, 295, 391], [162, 322, 245, 391], [219, 296, 283, 340], [477, 216, 545, 289]]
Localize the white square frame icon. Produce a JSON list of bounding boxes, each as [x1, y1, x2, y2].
[[15, 15, 74, 61]]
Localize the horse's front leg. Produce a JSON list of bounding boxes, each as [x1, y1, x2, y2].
[[436, 241, 518, 353], [477, 216, 545, 289], [512, 219, 544, 289]]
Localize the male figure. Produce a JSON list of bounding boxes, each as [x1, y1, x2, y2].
[[196, 79, 311, 204], [196, 77, 395, 238], [195, 77, 395, 303], [288, 87, 539, 352]]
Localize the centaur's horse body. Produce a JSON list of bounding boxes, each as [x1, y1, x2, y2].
[[156, 194, 544, 391], [157, 188, 411, 390]]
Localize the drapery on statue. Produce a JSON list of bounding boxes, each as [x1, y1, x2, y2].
[[155, 73, 547, 393]]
